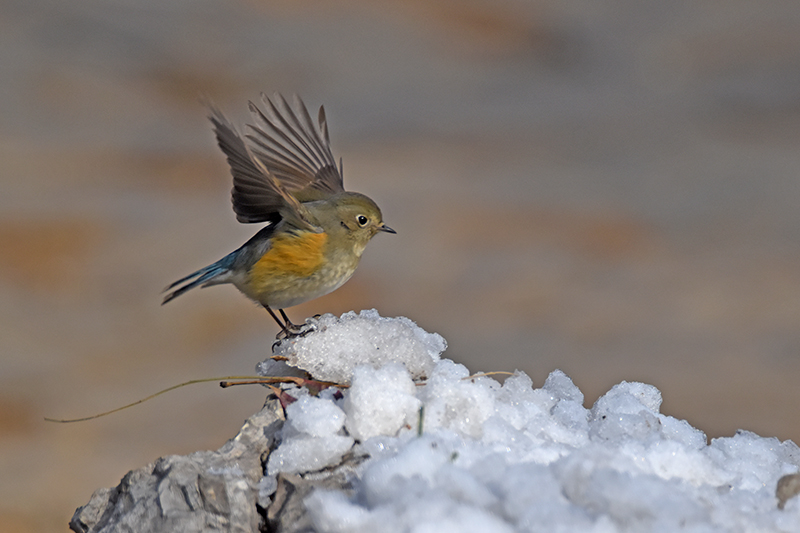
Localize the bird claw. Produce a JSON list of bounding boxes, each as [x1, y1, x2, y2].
[[274, 321, 317, 342]]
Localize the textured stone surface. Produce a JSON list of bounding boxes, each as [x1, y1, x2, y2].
[[69, 397, 366, 533], [264, 455, 366, 533], [70, 400, 284, 533]]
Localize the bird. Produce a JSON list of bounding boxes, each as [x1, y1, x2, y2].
[[162, 93, 395, 337]]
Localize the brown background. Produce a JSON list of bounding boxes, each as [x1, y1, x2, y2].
[[2, 1, 800, 531]]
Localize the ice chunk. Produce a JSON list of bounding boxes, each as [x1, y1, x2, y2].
[[360, 435, 459, 506], [709, 430, 799, 492], [256, 357, 308, 379], [543, 369, 584, 403], [418, 359, 497, 438], [590, 381, 664, 442], [267, 395, 354, 475], [284, 394, 346, 438], [267, 433, 354, 475], [271, 310, 446, 384], [343, 363, 421, 441]]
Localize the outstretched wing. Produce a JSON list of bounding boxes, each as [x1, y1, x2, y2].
[[209, 106, 316, 229], [245, 93, 345, 203]]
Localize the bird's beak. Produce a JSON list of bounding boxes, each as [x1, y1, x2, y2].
[[378, 223, 396, 234]]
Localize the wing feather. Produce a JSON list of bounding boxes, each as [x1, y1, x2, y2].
[[245, 93, 344, 202], [208, 105, 315, 229]]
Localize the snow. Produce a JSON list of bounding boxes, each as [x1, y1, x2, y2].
[[266, 393, 354, 475], [344, 363, 421, 442], [271, 309, 445, 383], [259, 310, 800, 532]]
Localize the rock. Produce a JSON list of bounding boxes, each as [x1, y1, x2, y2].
[[70, 399, 284, 533], [265, 456, 365, 533], [69, 396, 365, 533], [777, 472, 800, 510]]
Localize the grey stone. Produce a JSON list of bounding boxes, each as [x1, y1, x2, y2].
[[70, 397, 366, 533], [70, 399, 284, 533], [777, 472, 800, 510]]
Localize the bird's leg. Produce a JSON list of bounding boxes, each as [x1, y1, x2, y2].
[[279, 309, 305, 334], [263, 305, 306, 340]]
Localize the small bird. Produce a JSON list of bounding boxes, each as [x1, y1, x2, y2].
[[162, 93, 395, 337]]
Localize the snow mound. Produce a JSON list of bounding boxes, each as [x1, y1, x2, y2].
[[261, 311, 800, 532]]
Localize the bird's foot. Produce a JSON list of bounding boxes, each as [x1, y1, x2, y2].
[[274, 320, 317, 342]]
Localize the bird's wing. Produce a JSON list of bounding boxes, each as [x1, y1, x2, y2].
[[245, 93, 345, 202], [209, 106, 317, 229]]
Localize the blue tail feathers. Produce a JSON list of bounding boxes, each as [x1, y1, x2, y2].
[[162, 225, 275, 305], [162, 256, 233, 305]]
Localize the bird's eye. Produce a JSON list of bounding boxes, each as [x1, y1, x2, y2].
[[356, 215, 369, 227]]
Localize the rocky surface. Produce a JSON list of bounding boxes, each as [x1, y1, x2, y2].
[[69, 394, 369, 533], [70, 399, 284, 533]]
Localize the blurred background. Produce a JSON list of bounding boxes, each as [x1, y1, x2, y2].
[[2, 0, 800, 530]]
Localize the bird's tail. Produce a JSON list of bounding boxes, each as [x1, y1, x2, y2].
[[161, 259, 232, 305]]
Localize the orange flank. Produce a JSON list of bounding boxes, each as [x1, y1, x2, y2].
[[251, 231, 328, 280]]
